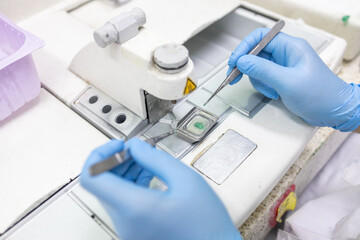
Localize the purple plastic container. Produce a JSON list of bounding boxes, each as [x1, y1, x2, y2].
[[0, 13, 44, 121]]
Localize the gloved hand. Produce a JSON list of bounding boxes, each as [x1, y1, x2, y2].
[[80, 139, 242, 240], [228, 28, 360, 132]]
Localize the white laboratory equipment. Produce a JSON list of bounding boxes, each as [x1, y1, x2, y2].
[[0, 0, 349, 239]]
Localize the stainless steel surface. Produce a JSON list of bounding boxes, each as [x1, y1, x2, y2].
[[177, 107, 219, 143], [145, 92, 175, 123], [203, 20, 285, 106], [144, 121, 192, 158], [142, 103, 222, 158], [89, 130, 175, 176], [143, 102, 195, 158], [193, 129, 257, 184], [144, 130, 176, 146], [71, 85, 147, 139]]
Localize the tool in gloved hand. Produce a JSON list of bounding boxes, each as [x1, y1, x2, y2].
[[89, 130, 175, 176], [228, 26, 360, 132], [203, 19, 285, 106], [81, 138, 243, 240]]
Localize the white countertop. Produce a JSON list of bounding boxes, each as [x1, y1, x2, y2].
[[0, 89, 108, 233]]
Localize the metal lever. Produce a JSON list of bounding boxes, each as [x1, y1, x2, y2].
[[203, 20, 286, 106]]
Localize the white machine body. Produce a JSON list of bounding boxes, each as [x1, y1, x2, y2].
[[69, 0, 241, 120], [0, 0, 348, 239], [70, 36, 196, 119], [245, 0, 360, 60]]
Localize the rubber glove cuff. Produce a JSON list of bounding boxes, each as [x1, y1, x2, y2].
[[334, 106, 360, 132], [334, 84, 360, 132]]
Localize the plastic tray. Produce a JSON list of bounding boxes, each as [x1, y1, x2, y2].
[[0, 13, 44, 120]]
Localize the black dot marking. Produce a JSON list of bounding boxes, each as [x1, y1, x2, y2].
[[102, 105, 112, 114], [115, 114, 126, 124], [89, 96, 98, 104]]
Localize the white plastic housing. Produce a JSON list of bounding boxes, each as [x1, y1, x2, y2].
[[245, 0, 360, 60]]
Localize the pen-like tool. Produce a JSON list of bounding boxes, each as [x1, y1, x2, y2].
[[203, 20, 285, 106], [89, 130, 175, 176]]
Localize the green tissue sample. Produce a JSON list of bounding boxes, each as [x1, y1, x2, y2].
[[186, 116, 210, 135], [194, 122, 205, 129], [342, 15, 350, 26]]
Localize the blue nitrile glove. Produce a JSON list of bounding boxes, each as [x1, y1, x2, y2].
[[228, 28, 360, 132], [80, 139, 243, 240]]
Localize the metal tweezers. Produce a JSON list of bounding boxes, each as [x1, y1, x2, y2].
[[203, 20, 286, 106], [89, 130, 175, 176]]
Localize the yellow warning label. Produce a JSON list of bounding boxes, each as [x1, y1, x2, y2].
[[183, 77, 197, 95], [276, 191, 297, 223]]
